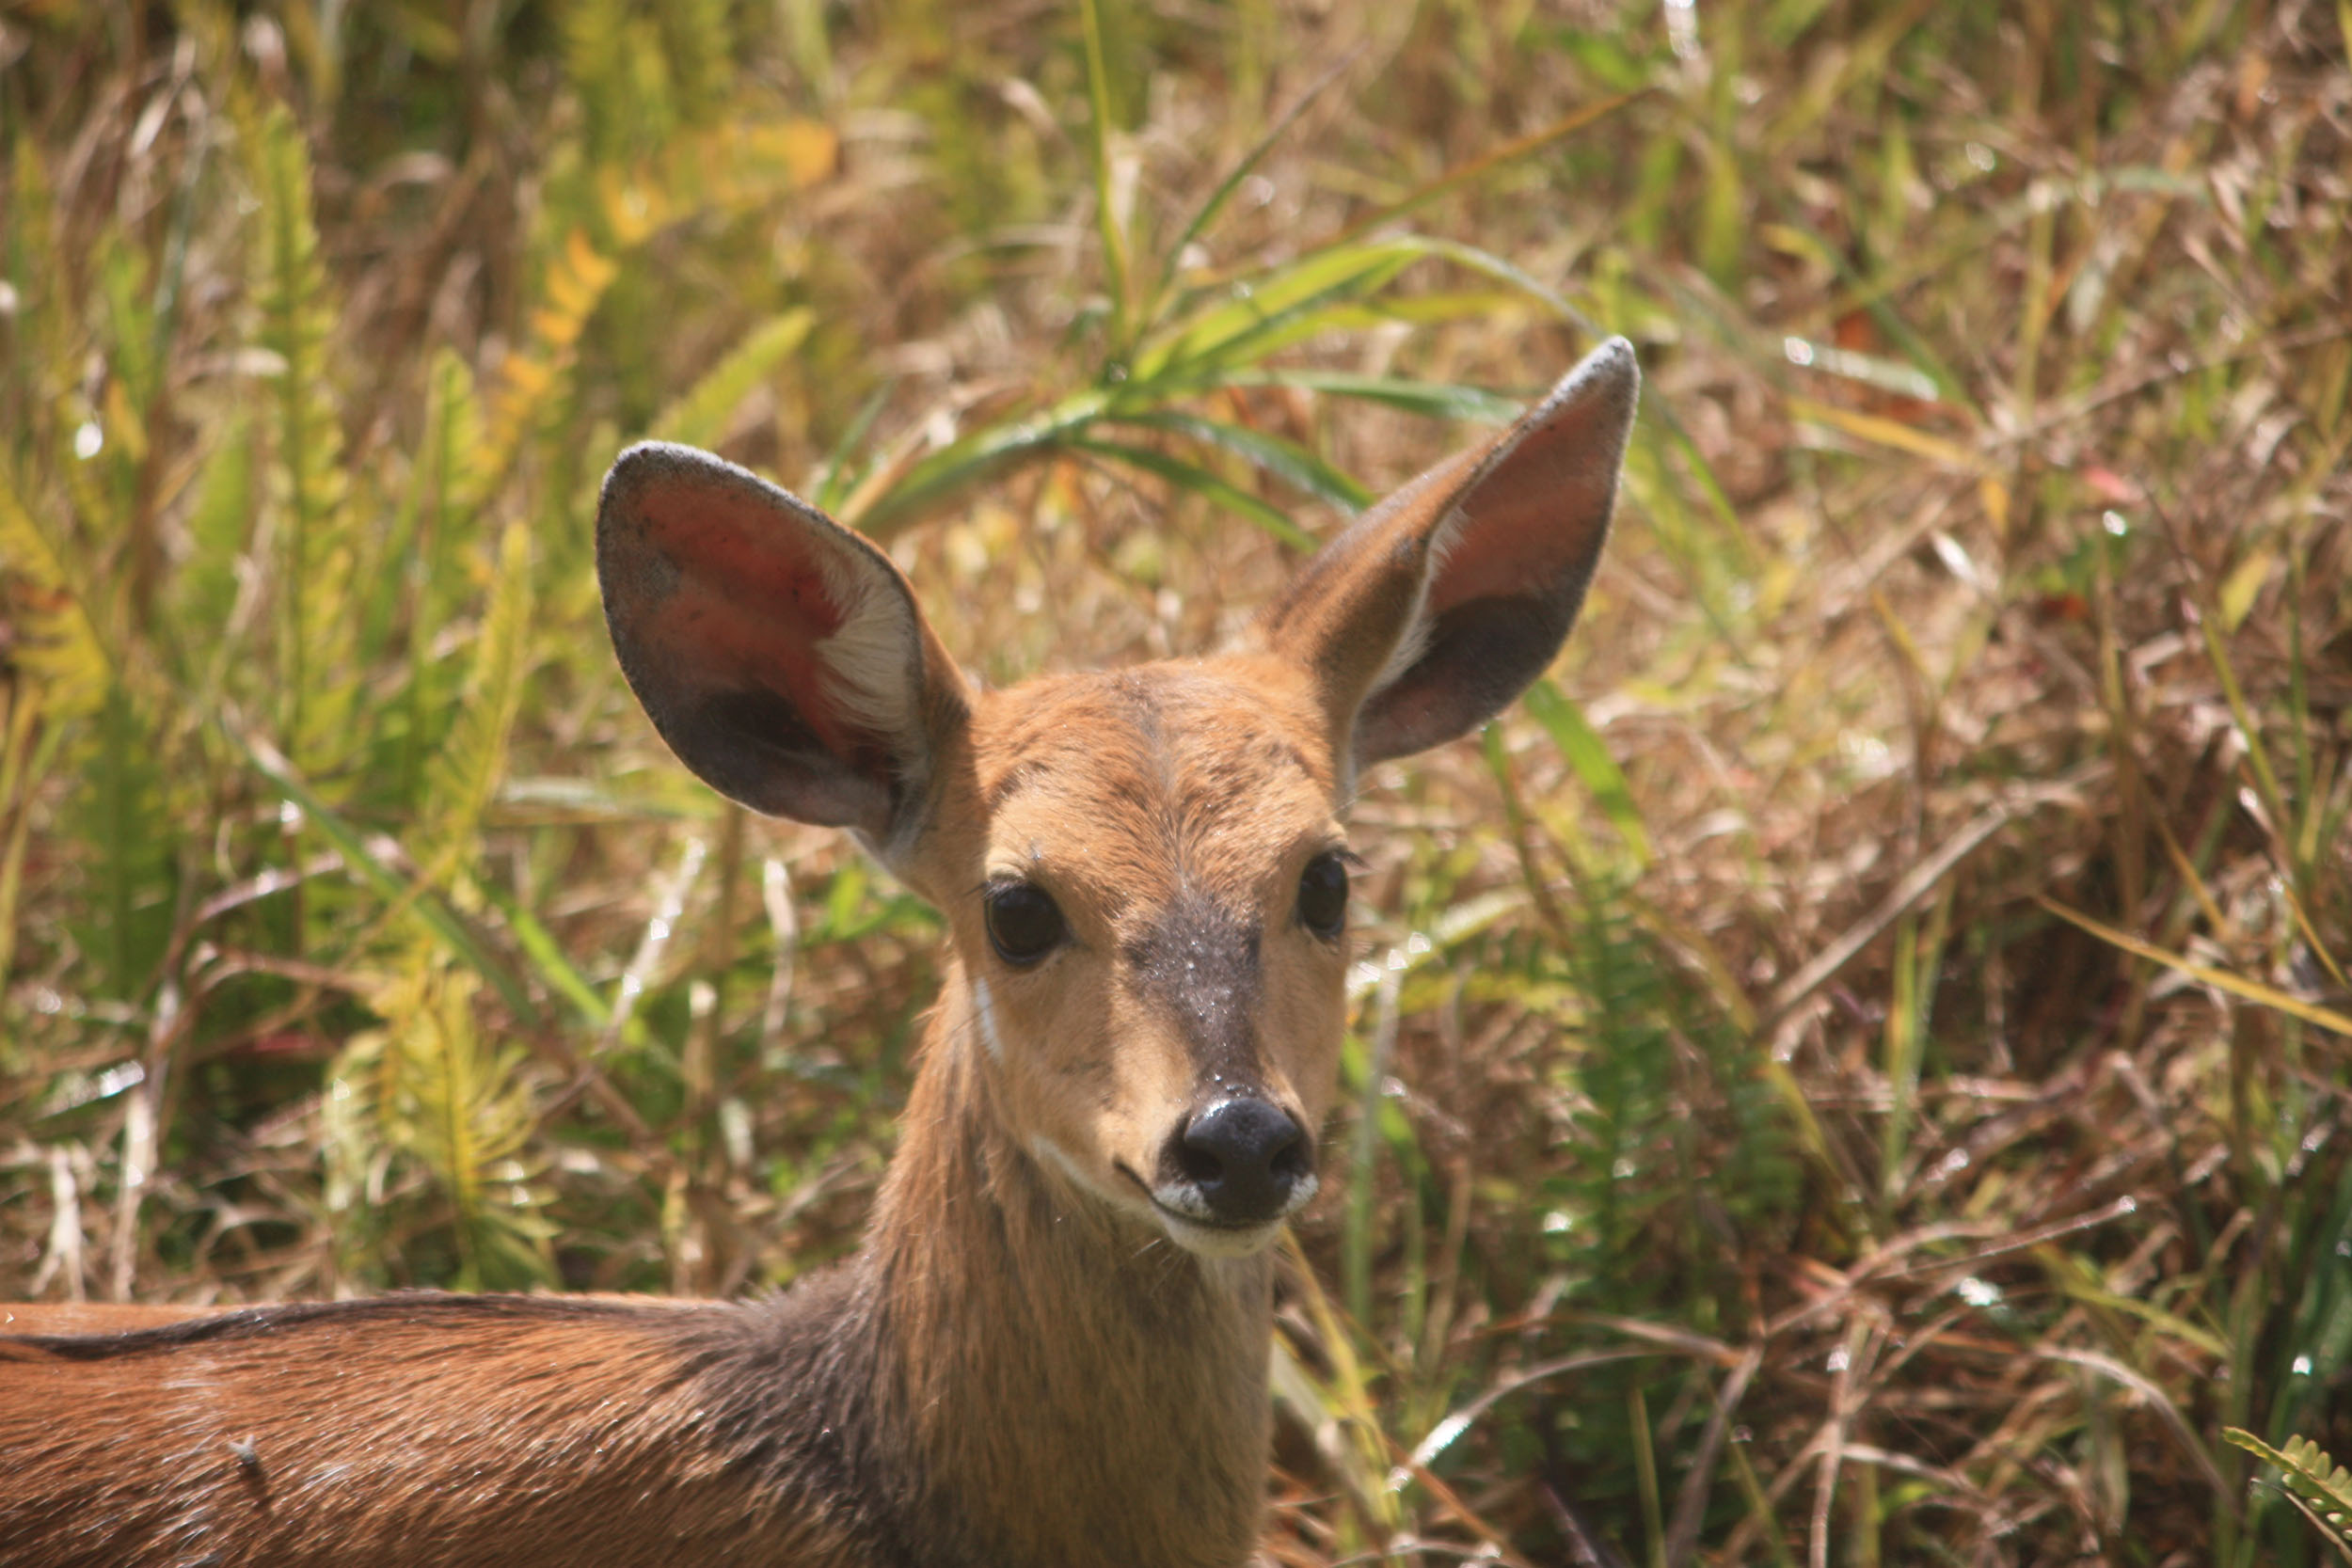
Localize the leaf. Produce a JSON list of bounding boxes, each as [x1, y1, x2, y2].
[[342, 950, 552, 1291], [1066, 436, 1318, 551], [2039, 897, 2352, 1039], [1131, 240, 1418, 382], [1112, 411, 1371, 514], [418, 517, 534, 889], [1218, 369, 1524, 424], [650, 309, 814, 450], [2224, 1428, 2352, 1544], [236, 726, 541, 1027], [859, 388, 1113, 532], [1788, 394, 1979, 469], [1524, 679, 1654, 867], [1149, 55, 1353, 327], [1080, 0, 1134, 352], [251, 103, 360, 782], [0, 460, 111, 720], [476, 878, 612, 1029], [2217, 539, 2276, 633], [1329, 90, 1646, 246]]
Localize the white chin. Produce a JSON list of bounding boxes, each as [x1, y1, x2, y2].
[[1026, 1132, 1301, 1258], [1154, 1210, 1287, 1259]]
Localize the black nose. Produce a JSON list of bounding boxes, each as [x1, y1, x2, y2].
[[1167, 1098, 1311, 1226]]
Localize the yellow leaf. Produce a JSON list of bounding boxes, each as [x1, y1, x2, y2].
[[1756, 223, 1827, 261], [1979, 474, 2010, 539], [1790, 395, 1979, 469], [756, 119, 838, 187], [600, 167, 665, 245], [500, 353, 555, 404], [2217, 541, 2275, 632], [530, 305, 583, 349], [546, 230, 616, 317], [2039, 897, 2352, 1040], [103, 379, 149, 467]]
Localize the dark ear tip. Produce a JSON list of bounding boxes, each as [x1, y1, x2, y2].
[[1541, 336, 1641, 425], [599, 441, 744, 517]]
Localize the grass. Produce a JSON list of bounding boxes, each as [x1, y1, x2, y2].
[[4, 0, 2351, 1561]]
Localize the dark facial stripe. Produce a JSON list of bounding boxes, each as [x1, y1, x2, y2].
[[1122, 883, 1263, 1085]]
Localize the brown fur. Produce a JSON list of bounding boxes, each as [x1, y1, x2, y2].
[[0, 341, 1638, 1568]]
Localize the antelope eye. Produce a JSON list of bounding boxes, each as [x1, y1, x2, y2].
[[984, 880, 1067, 966], [1297, 852, 1349, 940]]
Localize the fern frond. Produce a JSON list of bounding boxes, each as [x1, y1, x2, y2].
[[0, 697, 54, 996], [564, 0, 645, 164], [1557, 876, 1677, 1265], [322, 1022, 392, 1285], [657, 0, 733, 127], [416, 517, 533, 892], [250, 104, 359, 784], [2226, 1429, 2352, 1545], [596, 119, 837, 248], [391, 351, 487, 808], [0, 461, 113, 721], [170, 413, 257, 696], [345, 949, 553, 1291], [420, 348, 486, 544], [78, 681, 175, 1000], [7, 141, 73, 443], [467, 229, 618, 512]]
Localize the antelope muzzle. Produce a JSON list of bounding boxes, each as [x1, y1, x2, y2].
[[1154, 1095, 1316, 1232]]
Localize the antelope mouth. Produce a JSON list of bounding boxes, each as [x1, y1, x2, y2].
[[1118, 1161, 1316, 1258]]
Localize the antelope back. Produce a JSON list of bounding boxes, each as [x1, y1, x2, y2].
[[597, 338, 1640, 1256]]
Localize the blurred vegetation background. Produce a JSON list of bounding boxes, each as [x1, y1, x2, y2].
[[3, 0, 2350, 1561]]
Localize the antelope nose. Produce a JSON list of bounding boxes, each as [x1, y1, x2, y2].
[[1171, 1098, 1311, 1226]]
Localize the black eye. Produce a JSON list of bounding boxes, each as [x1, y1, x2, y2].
[[984, 880, 1067, 966], [1297, 852, 1349, 940]]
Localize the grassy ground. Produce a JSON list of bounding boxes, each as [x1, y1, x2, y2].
[[5, 0, 2351, 1561]]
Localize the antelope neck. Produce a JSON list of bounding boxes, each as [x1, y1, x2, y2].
[[865, 975, 1278, 1567]]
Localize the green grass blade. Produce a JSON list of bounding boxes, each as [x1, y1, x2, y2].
[[1146, 53, 1356, 329], [1066, 436, 1317, 551], [1217, 369, 1523, 423], [651, 309, 813, 449], [1079, 0, 1133, 356], [1112, 410, 1371, 513], [1131, 240, 1418, 383], [1524, 679, 1654, 867], [236, 725, 542, 1027], [809, 383, 894, 515]]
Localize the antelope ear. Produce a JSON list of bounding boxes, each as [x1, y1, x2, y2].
[[1255, 338, 1638, 774], [596, 443, 966, 850]]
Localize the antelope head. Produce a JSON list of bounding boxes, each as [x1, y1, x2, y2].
[[596, 339, 1639, 1259]]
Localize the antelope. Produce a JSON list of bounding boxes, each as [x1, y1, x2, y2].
[[0, 339, 1638, 1568]]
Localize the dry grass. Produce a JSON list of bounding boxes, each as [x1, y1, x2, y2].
[[4, 1, 2350, 1562]]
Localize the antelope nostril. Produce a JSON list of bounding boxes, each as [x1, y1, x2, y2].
[[1175, 1136, 1225, 1187], [1167, 1098, 1310, 1225], [1269, 1135, 1311, 1184]]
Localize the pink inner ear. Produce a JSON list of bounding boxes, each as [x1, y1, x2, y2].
[[1426, 400, 1620, 615], [635, 482, 863, 753]]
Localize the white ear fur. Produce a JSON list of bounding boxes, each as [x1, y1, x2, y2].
[[806, 533, 921, 744]]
